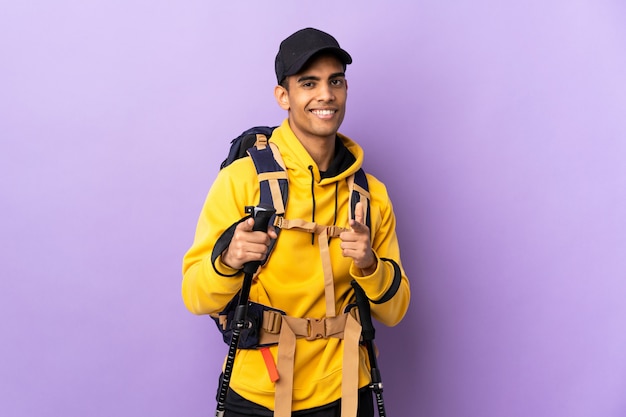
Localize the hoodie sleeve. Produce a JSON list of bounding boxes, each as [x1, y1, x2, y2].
[[181, 160, 259, 316], [350, 177, 411, 327]]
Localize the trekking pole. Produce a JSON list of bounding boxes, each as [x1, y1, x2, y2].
[[351, 280, 387, 417], [215, 204, 276, 417]]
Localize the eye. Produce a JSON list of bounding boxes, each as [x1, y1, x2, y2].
[[331, 78, 345, 87]]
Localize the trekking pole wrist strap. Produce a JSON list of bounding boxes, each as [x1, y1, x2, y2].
[[210, 216, 252, 277]]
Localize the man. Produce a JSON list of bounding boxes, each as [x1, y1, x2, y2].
[[182, 27, 410, 417]]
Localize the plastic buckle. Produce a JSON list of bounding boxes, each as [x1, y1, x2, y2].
[[273, 216, 284, 228], [263, 311, 282, 334], [306, 318, 326, 340]]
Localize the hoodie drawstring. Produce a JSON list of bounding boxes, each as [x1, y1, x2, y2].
[[308, 166, 316, 244], [333, 182, 338, 227], [308, 165, 340, 245]]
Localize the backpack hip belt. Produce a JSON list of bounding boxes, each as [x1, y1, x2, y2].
[[263, 308, 363, 417], [259, 307, 360, 344], [216, 304, 363, 417]]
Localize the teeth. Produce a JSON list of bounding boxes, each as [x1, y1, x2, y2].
[[312, 109, 335, 115]]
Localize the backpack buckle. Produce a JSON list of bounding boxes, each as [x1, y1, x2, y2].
[[262, 310, 283, 334], [273, 216, 285, 228], [306, 318, 326, 340]]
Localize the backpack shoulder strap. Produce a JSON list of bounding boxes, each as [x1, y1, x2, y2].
[[247, 135, 289, 216], [211, 132, 288, 275], [347, 168, 371, 232], [246, 135, 289, 265]]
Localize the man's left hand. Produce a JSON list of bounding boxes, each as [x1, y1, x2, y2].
[[339, 202, 377, 275]]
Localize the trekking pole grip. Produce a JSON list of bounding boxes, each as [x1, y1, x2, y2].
[[242, 205, 276, 275], [233, 205, 276, 325]]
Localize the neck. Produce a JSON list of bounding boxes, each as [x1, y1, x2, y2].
[[289, 126, 336, 171], [300, 137, 335, 171]]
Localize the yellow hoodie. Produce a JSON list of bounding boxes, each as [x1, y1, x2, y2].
[[182, 119, 410, 411]]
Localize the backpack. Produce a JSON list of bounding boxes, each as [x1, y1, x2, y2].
[[213, 126, 378, 417], [220, 126, 278, 169]]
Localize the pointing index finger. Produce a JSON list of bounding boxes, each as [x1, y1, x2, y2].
[[353, 201, 364, 225]]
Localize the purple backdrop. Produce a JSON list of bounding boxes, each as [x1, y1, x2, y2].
[[2, 1, 625, 416]]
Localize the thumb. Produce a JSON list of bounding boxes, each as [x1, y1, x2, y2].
[[238, 217, 255, 232]]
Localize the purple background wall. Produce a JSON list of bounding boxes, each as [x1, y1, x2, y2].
[[2, 1, 625, 416]]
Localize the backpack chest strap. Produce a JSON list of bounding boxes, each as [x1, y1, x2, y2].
[[273, 217, 349, 237]]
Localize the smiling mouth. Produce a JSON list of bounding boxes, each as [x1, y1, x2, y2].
[[311, 109, 336, 117]]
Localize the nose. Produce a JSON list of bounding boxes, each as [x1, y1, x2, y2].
[[317, 82, 335, 102]]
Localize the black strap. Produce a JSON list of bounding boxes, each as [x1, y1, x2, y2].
[[350, 168, 371, 231], [370, 258, 402, 304], [210, 215, 250, 277]]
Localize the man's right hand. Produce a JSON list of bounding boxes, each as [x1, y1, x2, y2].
[[221, 217, 277, 270]]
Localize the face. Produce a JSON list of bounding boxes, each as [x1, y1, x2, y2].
[[274, 54, 348, 144]]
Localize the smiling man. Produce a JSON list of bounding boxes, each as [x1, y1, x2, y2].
[[182, 28, 410, 417], [274, 53, 348, 172]]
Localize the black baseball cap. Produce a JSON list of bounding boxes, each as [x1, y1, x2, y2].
[[275, 28, 352, 84]]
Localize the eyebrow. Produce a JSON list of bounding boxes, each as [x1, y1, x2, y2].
[[296, 72, 346, 83]]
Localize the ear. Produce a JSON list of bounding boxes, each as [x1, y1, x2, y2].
[[274, 85, 290, 111]]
